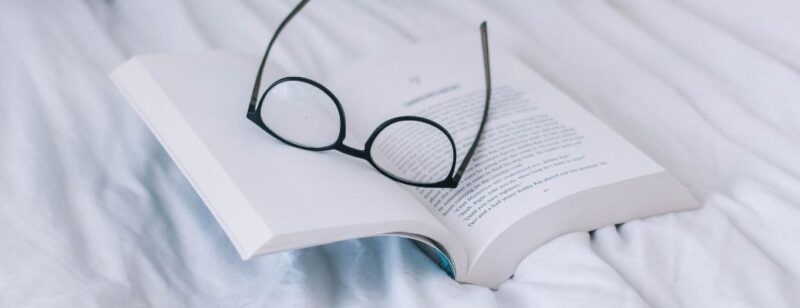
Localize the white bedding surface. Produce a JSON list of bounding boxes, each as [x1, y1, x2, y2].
[[2, 1, 799, 307]]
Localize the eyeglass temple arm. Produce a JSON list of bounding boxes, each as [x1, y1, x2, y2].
[[453, 22, 491, 183], [249, 0, 311, 113]]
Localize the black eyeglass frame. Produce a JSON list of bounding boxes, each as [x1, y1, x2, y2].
[[246, 0, 492, 188]]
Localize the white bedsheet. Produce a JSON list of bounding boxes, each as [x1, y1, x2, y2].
[[2, 1, 799, 307]]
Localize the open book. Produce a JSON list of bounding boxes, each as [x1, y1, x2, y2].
[[111, 33, 699, 288]]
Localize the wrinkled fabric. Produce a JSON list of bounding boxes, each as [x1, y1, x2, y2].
[[1, 1, 799, 307]]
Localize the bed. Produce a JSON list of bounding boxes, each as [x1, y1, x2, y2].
[[2, 0, 799, 306]]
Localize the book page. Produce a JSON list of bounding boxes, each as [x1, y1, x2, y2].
[[113, 52, 465, 267], [326, 33, 663, 261]]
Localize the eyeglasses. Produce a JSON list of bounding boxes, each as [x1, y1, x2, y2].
[[246, 0, 492, 188]]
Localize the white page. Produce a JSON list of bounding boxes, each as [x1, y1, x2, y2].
[[113, 52, 462, 261], [326, 33, 664, 260]]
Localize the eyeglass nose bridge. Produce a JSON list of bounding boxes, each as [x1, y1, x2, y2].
[[336, 144, 367, 159]]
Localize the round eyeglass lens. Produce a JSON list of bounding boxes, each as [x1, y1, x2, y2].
[[260, 80, 342, 149], [370, 120, 455, 184]]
